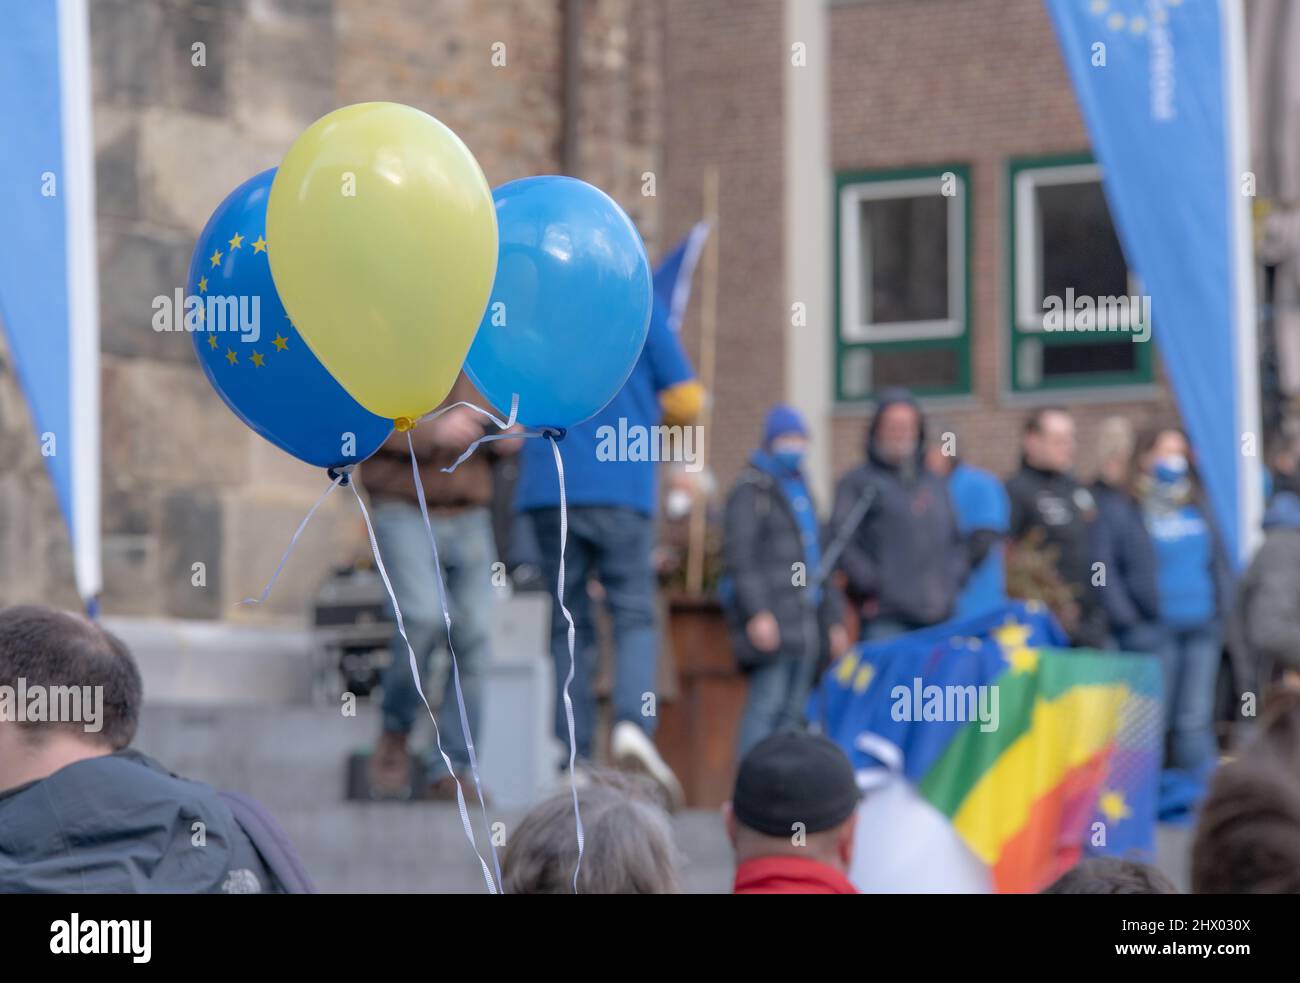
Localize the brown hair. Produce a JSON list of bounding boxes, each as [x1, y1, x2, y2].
[[1191, 688, 1300, 893], [0, 605, 142, 750], [1128, 423, 1203, 500], [1041, 857, 1178, 895]]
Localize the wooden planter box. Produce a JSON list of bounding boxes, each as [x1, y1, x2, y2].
[[655, 593, 746, 808]]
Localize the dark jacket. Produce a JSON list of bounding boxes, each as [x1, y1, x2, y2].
[[1233, 491, 1300, 686], [722, 459, 842, 670], [0, 750, 286, 894], [829, 389, 966, 628], [1089, 480, 1160, 633], [1005, 461, 1107, 647]]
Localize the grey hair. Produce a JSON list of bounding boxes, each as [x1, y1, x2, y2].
[[502, 771, 684, 894]]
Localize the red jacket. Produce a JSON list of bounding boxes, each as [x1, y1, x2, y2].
[[733, 856, 858, 895]]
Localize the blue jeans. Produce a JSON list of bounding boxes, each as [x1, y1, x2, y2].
[[737, 654, 817, 761], [374, 501, 495, 779], [1115, 621, 1170, 656], [1161, 621, 1222, 773], [530, 506, 658, 761]]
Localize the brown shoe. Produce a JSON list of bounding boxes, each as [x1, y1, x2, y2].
[[425, 773, 492, 807], [368, 731, 412, 798]]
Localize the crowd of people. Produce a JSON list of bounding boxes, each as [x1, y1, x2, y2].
[[2, 602, 1296, 893], [354, 304, 1298, 816], [7, 316, 1300, 890], [723, 390, 1300, 781]]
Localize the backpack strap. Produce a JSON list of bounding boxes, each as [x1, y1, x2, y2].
[[219, 789, 318, 894]]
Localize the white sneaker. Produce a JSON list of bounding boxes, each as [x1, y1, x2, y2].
[[611, 721, 685, 812]]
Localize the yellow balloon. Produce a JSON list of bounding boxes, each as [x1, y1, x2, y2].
[[267, 103, 498, 422]]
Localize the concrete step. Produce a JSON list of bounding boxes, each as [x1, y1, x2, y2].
[[265, 802, 733, 894], [132, 703, 735, 893]]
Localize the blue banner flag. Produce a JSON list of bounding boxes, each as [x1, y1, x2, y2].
[[0, 0, 101, 605], [1044, 0, 1261, 565]]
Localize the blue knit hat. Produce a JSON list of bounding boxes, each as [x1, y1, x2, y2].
[[763, 403, 808, 446]]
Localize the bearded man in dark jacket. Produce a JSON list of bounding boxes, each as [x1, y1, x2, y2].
[[829, 388, 968, 642]]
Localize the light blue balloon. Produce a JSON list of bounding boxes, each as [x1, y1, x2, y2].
[[464, 176, 653, 429]]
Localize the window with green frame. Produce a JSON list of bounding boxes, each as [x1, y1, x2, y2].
[[834, 165, 972, 402], [1007, 153, 1153, 393]]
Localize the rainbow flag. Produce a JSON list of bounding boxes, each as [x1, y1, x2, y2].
[[816, 602, 1162, 893]]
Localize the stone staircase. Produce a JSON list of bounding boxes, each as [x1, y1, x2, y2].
[[132, 702, 735, 894]]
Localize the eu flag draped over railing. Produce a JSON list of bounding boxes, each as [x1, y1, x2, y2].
[[1043, 0, 1261, 566], [814, 602, 1163, 893]]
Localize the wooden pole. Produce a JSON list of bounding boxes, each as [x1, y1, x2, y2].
[[686, 165, 719, 596]]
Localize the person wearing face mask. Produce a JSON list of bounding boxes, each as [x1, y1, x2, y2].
[[1133, 426, 1233, 775], [829, 388, 967, 641], [722, 405, 847, 759]]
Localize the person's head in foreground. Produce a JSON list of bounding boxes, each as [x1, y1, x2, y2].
[[1040, 856, 1178, 895], [502, 770, 682, 894], [726, 730, 861, 894], [0, 604, 141, 794], [1191, 689, 1300, 894], [0, 604, 293, 893]]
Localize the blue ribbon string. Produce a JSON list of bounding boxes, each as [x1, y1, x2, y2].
[[349, 479, 498, 894], [409, 396, 583, 890], [238, 470, 346, 607], [406, 431, 504, 893], [547, 432, 585, 893]]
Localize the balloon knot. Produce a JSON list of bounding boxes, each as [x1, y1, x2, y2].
[[542, 426, 566, 442], [394, 416, 416, 432], [327, 465, 353, 486]]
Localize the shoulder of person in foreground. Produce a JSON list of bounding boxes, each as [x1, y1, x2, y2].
[[0, 748, 289, 894]]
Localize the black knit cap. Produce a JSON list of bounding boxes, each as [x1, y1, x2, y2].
[[732, 731, 860, 837]]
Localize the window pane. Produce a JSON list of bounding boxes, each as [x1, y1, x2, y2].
[[1041, 340, 1137, 378], [859, 194, 949, 323], [869, 346, 960, 392], [1037, 181, 1128, 302]]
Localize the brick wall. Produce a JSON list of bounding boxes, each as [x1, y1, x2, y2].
[[660, 0, 786, 490], [0, 0, 673, 618], [824, 0, 1178, 484]]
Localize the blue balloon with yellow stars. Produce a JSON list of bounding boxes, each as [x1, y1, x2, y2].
[[186, 169, 392, 470]]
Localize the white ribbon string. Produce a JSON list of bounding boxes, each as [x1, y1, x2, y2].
[[349, 479, 498, 894], [442, 431, 534, 475], [406, 431, 503, 893], [417, 392, 519, 430], [547, 432, 585, 893], [239, 471, 345, 607]]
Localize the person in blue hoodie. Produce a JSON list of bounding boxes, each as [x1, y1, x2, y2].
[[722, 405, 846, 759], [830, 388, 967, 641], [1134, 426, 1232, 774]]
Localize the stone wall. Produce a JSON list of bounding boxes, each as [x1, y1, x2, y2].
[[0, 0, 673, 619]]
